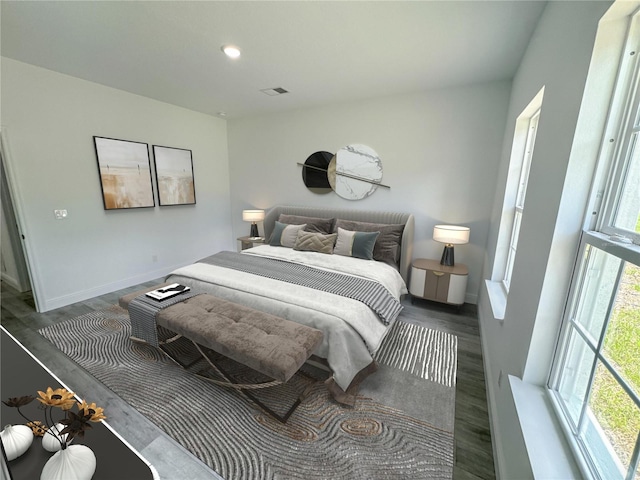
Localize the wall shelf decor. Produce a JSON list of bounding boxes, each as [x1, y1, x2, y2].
[[152, 145, 196, 206], [301, 151, 333, 194], [297, 144, 388, 200], [93, 136, 155, 210]]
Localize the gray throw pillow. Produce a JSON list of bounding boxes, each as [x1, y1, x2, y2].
[[278, 214, 334, 234], [270, 221, 307, 248], [333, 227, 379, 260], [293, 231, 337, 254], [334, 219, 404, 266]]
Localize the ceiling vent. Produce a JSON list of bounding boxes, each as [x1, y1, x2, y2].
[[260, 87, 289, 96]]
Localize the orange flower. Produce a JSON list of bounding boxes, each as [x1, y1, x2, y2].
[[27, 420, 47, 437], [77, 400, 106, 422], [37, 387, 76, 410]]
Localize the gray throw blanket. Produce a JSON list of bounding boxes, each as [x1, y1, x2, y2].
[[199, 251, 403, 326], [128, 292, 202, 346]]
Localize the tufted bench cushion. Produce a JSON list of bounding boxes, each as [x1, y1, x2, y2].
[[119, 286, 323, 383]]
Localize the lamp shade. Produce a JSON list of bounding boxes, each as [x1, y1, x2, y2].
[[242, 210, 265, 222], [433, 225, 470, 245]]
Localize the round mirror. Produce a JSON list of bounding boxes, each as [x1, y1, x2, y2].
[[301, 151, 333, 194], [328, 144, 383, 200]]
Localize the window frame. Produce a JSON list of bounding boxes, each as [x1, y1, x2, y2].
[[549, 232, 640, 480], [595, 12, 640, 243], [502, 109, 541, 292], [549, 8, 640, 480]]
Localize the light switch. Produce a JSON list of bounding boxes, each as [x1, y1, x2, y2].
[[54, 209, 68, 220]]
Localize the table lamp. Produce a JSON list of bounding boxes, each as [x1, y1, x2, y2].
[[242, 209, 265, 239], [433, 225, 470, 266]]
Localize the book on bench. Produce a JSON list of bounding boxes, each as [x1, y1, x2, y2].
[[145, 283, 190, 301]]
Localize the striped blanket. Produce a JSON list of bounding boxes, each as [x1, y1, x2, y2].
[[128, 292, 202, 346], [199, 251, 403, 326]]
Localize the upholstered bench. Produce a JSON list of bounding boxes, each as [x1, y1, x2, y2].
[[119, 284, 324, 421]]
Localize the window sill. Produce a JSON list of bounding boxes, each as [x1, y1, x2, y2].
[[509, 376, 582, 479], [484, 280, 506, 320]]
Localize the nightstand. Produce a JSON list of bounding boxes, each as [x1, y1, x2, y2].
[[237, 236, 265, 251], [409, 258, 468, 306]]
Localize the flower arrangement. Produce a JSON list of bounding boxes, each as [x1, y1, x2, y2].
[[3, 387, 106, 450]]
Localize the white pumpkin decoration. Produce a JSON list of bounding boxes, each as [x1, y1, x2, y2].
[[42, 423, 70, 452], [40, 444, 96, 480], [0, 424, 34, 460]]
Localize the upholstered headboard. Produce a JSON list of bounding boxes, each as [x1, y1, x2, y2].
[[263, 205, 415, 283]]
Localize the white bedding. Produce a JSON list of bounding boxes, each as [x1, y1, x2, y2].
[[166, 245, 407, 391]]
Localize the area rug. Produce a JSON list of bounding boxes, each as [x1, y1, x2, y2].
[[39, 306, 456, 479]]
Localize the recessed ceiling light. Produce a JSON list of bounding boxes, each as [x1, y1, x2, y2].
[[217, 111, 227, 117], [221, 45, 241, 59]]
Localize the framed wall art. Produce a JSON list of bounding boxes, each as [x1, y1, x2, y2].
[[152, 145, 196, 206], [93, 136, 155, 210]]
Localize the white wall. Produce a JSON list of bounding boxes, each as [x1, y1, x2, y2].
[[1, 58, 232, 312], [227, 82, 512, 303], [478, 2, 613, 478]]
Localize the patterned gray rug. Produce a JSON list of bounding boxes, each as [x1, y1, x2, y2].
[[39, 305, 457, 479]]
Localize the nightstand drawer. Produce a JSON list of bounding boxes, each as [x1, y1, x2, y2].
[[425, 269, 450, 302], [410, 259, 468, 306]]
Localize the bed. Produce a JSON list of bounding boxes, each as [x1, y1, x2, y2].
[[165, 205, 415, 404]]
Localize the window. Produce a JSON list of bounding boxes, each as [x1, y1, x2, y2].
[[485, 89, 544, 320], [550, 10, 640, 480], [601, 96, 640, 240], [503, 109, 540, 291], [552, 235, 639, 479]]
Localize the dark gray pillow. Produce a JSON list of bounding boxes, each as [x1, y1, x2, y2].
[[334, 219, 405, 266], [278, 214, 334, 234]]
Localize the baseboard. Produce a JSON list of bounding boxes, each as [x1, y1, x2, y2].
[[39, 264, 186, 312], [464, 292, 478, 304], [477, 296, 506, 480], [1, 271, 20, 290], [1, 271, 24, 292]]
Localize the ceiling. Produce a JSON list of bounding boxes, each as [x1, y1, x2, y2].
[[1, 1, 546, 119]]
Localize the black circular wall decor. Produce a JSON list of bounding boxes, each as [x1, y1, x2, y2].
[[301, 151, 333, 194]]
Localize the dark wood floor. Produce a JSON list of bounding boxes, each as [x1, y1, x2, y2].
[[1, 281, 495, 479]]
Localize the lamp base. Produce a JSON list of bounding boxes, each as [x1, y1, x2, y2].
[[250, 223, 259, 238], [440, 245, 454, 266]]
